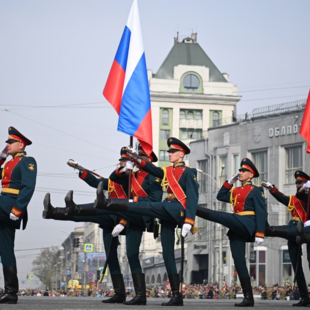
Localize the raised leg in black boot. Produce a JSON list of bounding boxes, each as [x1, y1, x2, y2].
[[123, 273, 146, 305], [102, 274, 126, 303], [296, 221, 310, 244], [162, 274, 183, 306], [0, 267, 18, 304], [235, 277, 254, 307]]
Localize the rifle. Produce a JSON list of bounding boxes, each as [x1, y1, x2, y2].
[[67, 159, 103, 178]]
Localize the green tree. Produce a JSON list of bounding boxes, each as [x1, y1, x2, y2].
[[32, 246, 58, 289]]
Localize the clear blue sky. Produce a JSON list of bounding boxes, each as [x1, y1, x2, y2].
[[0, 0, 309, 287]]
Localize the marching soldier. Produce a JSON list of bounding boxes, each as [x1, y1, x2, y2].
[[196, 158, 266, 307], [0, 127, 37, 304], [44, 147, 129, 303], [44, 146, 162, 305], [262, 171, 310, 306], [94, 137, 199, 307]]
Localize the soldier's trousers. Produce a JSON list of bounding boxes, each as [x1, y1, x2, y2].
[[0, 195, 20, 268], [97, 204, 180, 275], [71, 213, 145, 274], [198, 209, 254, 279], [65, 214, 122, 275]]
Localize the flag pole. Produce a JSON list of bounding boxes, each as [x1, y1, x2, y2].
[[127, 136, 133, 197]]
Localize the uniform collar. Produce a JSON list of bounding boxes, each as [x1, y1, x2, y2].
[[173, 161, 185, 168], [242, 181, 252, 187], [13, 151, 26, 158]]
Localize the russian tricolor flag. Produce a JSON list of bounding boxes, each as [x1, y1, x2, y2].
[[103, 0, 152, 155]]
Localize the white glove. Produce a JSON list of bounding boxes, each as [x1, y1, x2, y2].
[[303, 181, 310, 190], [10, 213, 19, 221], [228, 173, 239, 185], [255, 237, 264, 245], [123, 161, 135, 172], [127, 146, 139, 159], [304, 220, 310, 227], [0, 146, 8, 159], [181, 223, 192, 237], [261, 181, 273, 190], [111, 224, 125, 237]]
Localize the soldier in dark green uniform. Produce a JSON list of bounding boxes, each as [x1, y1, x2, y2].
[[0, 127, 37, 304], [262, 171, 310, 306], [93, 137, 199, 307], [44, 148, 129, 304], [196, 158, 266, 307], [44, 146, 162, 305]]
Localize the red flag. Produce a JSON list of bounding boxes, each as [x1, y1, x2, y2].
[[300, 91, 310, 153]]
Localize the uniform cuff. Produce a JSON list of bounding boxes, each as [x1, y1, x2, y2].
[[133, 196, 139, 202], [255, 232, 265, 238], [79, 171, 88, 180], [0, 159, 5, 166], [11, 207, 22, 217], [223, 181, 233, 189], [115, 168, 124, 177], [184, 218, 194, 225], [137, 160, 146, 168], [119, 219, 127, 226]]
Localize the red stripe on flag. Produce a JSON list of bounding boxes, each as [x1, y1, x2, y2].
[[134, 108, 153, 156], [103, 59, 126, 115], [299, 91, 310, 153]]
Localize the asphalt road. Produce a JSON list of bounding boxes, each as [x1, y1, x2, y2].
[[3, 297, 301, 309]]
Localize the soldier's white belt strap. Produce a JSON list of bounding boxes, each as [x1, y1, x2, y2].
[[1, 188, 20, 195], [237, 211, 255, 216]]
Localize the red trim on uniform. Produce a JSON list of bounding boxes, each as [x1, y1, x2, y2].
[[241, 164, 254, 174], [223, 181, 233, 189], [9, 134, 26, 145], [255, 232, 265, 238], [119, 219, 127, 226], [138, 160, 146, 168], [296, 176, 308, 182], [184, 218, 194, 225], [80, 171, 88, 180], [170, 144, 185, 153], [11, 207, 22, 217], [115, 168, 124, 177]]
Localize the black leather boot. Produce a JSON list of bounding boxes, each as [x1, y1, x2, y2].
[[94, 182, 129, 212], [64, 190, 80, 215], [43, 193, 56, 219], [162, 274, 183, 306], [235, 277, 254, 307], [293, 279, 310, 307], [196, 206, 211, 220], [0, 267, 18, 304], [296, 221, 310, 244], [123, 273, 146, 305], [264, 223, 288, 238], [102, 274, 126, 303]]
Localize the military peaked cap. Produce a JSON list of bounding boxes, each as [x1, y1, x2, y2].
[[239, 158, 259, 178], [138, 144, 158, 163], [6, 126, 32, 146], [119, 147, 130, 161], [294, 171, 310, 182], [167, 137, 190, 155]]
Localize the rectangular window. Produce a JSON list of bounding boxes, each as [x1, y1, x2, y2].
[[180, 129, 202, 140], [252, 151, 267, 185], [162, 109, 169, 125], [285, 146, 302, 184], [198, 160, 208, 193], [160, 130, 170, 140], [250, 250, 266, 286], [159, 150, 169, 161]]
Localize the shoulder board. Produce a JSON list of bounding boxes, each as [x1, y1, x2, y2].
[[185, 165, 193, 168], [253, 184, 262, 187]]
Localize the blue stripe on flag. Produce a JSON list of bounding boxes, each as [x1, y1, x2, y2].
[[114, 26, 131, 71], [117, 53, 150, 135]]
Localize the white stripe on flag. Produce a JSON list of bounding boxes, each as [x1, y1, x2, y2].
[[123, 0, 144, 95]]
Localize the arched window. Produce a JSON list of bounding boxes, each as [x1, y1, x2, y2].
[[183, 74, 200, 91], [162, 109, 169, 125], [195, 111, 202, 120], [187, 111, 194, 120], [213, 111, 220, 127]]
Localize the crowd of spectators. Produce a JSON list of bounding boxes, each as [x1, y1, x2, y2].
[[1, 282, 307, 300]]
